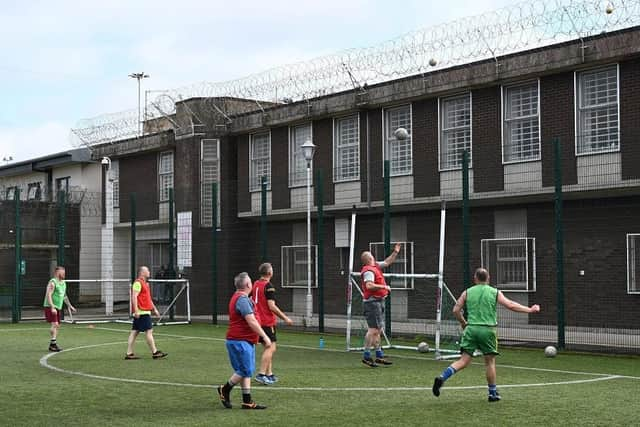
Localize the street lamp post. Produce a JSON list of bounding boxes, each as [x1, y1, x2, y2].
[[301, 139, 317, 326], [129, 72, 149, 137]]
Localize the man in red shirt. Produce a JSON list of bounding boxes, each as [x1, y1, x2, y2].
[[124, 266, 167, 360], [360, 243, 401, 367], [217, 272, 272, 410], [251, 262, 293, 385]]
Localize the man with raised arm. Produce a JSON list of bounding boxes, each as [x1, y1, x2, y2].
[[359, 242, 401, 367], [432, 268, 540, 402], [217, 272, 272, 410]]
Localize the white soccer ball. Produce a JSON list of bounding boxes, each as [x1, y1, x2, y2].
[[393, 127, 409, 140], [417, 342, 429, 353], [544, 345, 557, 358]]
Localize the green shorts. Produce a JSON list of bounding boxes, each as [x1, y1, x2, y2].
[[459, 325, 499, 356]]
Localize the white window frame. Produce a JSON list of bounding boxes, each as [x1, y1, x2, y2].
[[481, 238, 536, 292], [626, 234, 640, 294], [382, 104, 413, 177], [27, 182, 41, 201], [574, 64, 620, 156], [289, 123, 313, 188], [5, 186, 17, 201], [501, 80, 541, 164], [368, 241, 414, 289], [200, 139, 221, 228], [281, 245, 318, 288], [333, 114, 360, 183], [249, 131, 271, 192], [438, 93, 472, 171], [111, 160, 120, 209], [56, 176, 70, 196], [158, 151, 174, 203]]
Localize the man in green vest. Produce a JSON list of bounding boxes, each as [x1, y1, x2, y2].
[[432, 268, 540, 402], [43, 266, 76, 352]]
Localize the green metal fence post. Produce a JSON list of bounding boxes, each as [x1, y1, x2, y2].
[[315, 169, 325, 333], [260, 176, 268, 263], [57, 190, 66, 266], [554, 138, 565, 350], [12, 189, 21, 323], [383, 160, 392, 337], [211, 182, 218, 324], [130, 193, 137, 284], [168, 188, 175, 320], [462, 150, 470, 288]]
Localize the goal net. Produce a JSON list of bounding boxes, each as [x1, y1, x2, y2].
[[345, 205, 462, 359], [63, 278, 191, 325]]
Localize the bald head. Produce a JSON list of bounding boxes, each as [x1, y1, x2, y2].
[[360, 251, 374, 266], [474, 268, 490, 283], [138, 266, 150, 279]]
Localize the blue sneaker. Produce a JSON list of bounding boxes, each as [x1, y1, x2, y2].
[[255, 374, 273, 385], [268, 374, 278, 383]]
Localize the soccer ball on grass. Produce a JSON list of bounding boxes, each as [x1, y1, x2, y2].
[[417, 342, 429, 353], [544, 345, 557, 358]]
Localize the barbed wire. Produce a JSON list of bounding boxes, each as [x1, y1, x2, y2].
[[71, 0, 640, 147]]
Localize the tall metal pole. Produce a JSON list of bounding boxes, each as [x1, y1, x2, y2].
[[211, 182, 218, 324], [383, 160, 392, 336], [57, 190, 66, 267], [554, 138, 565, 349], [12, 188, 21, 323], [305, 159, 313, 325], [316, 169, 325, 333], [129, 73, 149, 138], [130, 193, 137, 284], [462, 150, 470, 288]]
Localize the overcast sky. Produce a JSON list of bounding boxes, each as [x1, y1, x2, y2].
[[0, 0, 515, 163]]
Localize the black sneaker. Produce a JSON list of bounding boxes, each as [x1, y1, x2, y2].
[[124, 353, 140, 360], [152, 350, 168, 359], [432, 376, 444, 397], [362, 357, 378, 368], [375, 358, 393, 365], [242, 401, 267, 410], [217, 385, 232, 409], [488, 392, 501, 402], [49, 344, 62, 352]]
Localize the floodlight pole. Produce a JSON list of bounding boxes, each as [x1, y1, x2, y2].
[[129, 72, 149, 137], [302, 140, 317, 326]]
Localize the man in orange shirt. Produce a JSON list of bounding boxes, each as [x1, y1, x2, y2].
[[124, 266, 167, 360], [251, 262, 293, 385]]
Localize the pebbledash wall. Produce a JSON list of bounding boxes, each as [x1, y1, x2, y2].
[[91, 28, 640, 333]]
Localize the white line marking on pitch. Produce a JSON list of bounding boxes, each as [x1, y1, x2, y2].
[[40, 338, 637, 390]]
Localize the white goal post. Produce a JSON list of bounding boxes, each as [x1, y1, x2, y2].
[[63, 278, 191, 325], [346, 204, 462, 359]]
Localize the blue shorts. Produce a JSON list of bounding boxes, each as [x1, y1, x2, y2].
[[132, 314, 153, 332], [226, 340, 255, 378]]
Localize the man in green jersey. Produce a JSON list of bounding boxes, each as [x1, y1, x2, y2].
[[432, 268, 540, 402], [43, 266, 76, 352]]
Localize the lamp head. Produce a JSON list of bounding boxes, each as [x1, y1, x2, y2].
[[301, 140, 317, 162]]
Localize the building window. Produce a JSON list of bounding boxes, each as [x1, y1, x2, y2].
[[200, 139, 220, 227], [5, 186, 17, 201], [250, 132, 271, 192], [368, 242, 414, 289], [281, 245, 317, 288], [384, 105, 412, 176], [440, 94, 471, 170], [289, 123, 312, 187], [55, 177, 70, 197], [576, 65, 619, 155], [481, 238, 536, 292], [158, 151, 174, 202], [503, 82, 540, 163], [27, 182, 42, 201], [334, 115, 360, 182], [111, 160, 119, 208], [627, 234, 640, 294]]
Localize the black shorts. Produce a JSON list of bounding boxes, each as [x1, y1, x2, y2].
[[132, 314, 153, 332], [259, 325, 277, 343]]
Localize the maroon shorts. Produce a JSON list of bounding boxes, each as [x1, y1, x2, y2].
[[44, 307, 61, 324]]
